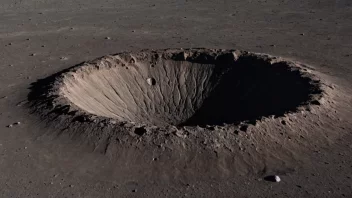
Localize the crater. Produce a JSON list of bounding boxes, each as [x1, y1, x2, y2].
[[30, 49, 323, 128]]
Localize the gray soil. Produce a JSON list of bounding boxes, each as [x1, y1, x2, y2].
[[0, 1, 352, 198]]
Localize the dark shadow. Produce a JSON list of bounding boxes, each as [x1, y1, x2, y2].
[[181, 56, 322, 126]]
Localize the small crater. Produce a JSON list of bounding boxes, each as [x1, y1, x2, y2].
[[146, 78, 156, 86]]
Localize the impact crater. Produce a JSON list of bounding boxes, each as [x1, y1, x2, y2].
[[31, 49, 323, 128]]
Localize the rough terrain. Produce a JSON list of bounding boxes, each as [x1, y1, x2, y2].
[[0, 0, 351, 197]]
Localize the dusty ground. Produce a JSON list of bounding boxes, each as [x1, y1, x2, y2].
[[0, 0, 352, 197]]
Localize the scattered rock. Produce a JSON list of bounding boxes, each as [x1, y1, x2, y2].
[[175, 130, 186, 138]]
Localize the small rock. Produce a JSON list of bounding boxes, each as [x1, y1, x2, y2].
[[300, 33, 305, 36], [109, 120, 117, 124], [24, 147, 27, 149], [69, 184, 74, 188], [274, 175, 281, 182], [50, 182, 54, 185], [7, 124, 13, 128], [30, 53, 36, 56], [264, 175, 281, 182], [15, 122, 21, 125], [132, 189, 137, 192], [105, 37, 111, 40]]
